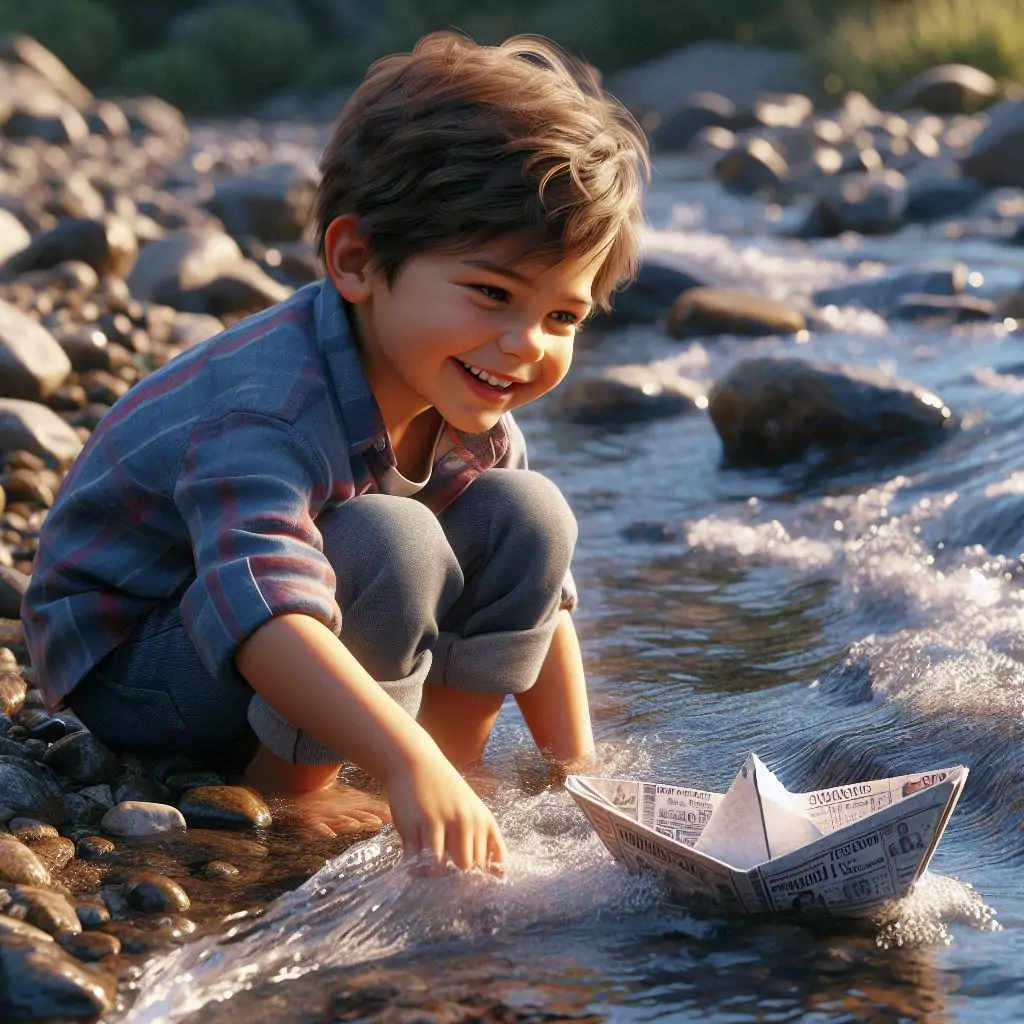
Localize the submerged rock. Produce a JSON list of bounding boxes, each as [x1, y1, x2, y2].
[[812, 262, 967, 314], [178, 786, 272, 829], [559, 365, 705, 425], [3, 885, 81, 938], [123, 871, 190, 913], [708, 356, 957, 464], [667, 287, 805, 338]]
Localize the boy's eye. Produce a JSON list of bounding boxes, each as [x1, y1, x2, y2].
[[473, 284, 509, 302], [550, 310, 581, 327]]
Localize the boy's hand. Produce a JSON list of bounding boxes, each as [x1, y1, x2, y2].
[[386, 745, 507, 874]]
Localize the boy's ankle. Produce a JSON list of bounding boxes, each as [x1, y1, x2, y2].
[[244, 743, 342, 795]]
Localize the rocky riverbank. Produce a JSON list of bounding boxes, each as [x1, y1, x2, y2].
[[2, 31, 1024, 1023]]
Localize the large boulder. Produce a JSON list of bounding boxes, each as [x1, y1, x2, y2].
[[0, 301, 71, 401], [559, 363, 705, 425], [0, 935, 113, 1020], [161, 259, 292, 316], [204, 160, 319, 243], [715, 138, 789, 194], [960, 99, 1024, 188], [126, 228, 244, 303], [708, 357, 956, 464], [0, 88, 89, 145], [0, 399, 84, 466], [795, 169, 908, 238], [888, 64, 998, 114], [2, 217, 138, 280], [0, 210, 31, 265], [653, 91, 735, 152]]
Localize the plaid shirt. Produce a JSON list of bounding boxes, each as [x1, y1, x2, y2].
[[23, 278, 571, 711]]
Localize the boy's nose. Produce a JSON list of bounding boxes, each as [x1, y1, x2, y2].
[[497, 321, 545, 362]]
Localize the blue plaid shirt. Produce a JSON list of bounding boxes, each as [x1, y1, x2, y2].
[[23, 278, 572, 710]]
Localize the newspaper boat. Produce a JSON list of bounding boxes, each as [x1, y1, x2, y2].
[[566, 754, 968, 917]]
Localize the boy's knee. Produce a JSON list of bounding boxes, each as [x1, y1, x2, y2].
[[466, 470, 578, 566], [319, 493, 460, 607]]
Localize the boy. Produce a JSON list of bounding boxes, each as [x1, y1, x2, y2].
[[22, 32, 649, 873]]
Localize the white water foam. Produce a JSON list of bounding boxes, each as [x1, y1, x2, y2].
[[874, 873, 1001, 949]]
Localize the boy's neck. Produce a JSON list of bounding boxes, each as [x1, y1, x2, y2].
[[390, 408, 443, 480]]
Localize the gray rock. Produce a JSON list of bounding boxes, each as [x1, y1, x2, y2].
[[2, 91, 89, 145], [101, 801, 186, 837], [890, 293, 995, 322], [0, 209, 31, 265], [204, 159, 319, 243], [161, 259, 293, 316], [796, 169, 908, 237], [708, 357, 957, 465], [49, 173, 105, 222], [889, 64, 998, 114], [905, 170, 987, 223], [559, 365, 705, 425], [0, 34, 93, 109], [960, 98, 1024, 187], [126, 227, 244, 303], [73, 900, 110, 928], [60, 792, 107, 830], [178, 785, 272, 829], [592, 259, 704, 330], [0, 301, 71, 402], [715, 137, 789, 194], [42, 732, 120, 785], [667, 287, 806, 338], [74, 836, 115, 862], [0, 669, 26, 717], [653, 91, 735, 152], [168, 312, 224, 349], [0, 757, 62, 824], [58, 929, 121, 962], [0, 835, 51, 886], [123, 871, 190, 913], [2, 216, 138, 280], [112, 776, 170, 805], [813, 262, 967, 313], [76, 784, 113, 809], [119, 95, 188, 144], [0, 398, 85, 465], [84, 99, 129, 139], [0, 934, 113, 1019]]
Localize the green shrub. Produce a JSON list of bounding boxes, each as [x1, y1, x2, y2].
[[809, 0, 1024, 98], [115, 45, 230, 115], [169, 2, 313, 105], [0, 0, 122, 88]]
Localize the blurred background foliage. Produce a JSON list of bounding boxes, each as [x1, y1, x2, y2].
[[0, 0, 1020, 114]]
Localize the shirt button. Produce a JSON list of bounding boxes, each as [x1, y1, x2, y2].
[[373, 437, 386, 452]]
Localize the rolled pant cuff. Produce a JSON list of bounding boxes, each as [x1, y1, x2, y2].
[[426, 628, 553, 694], [246, 695, 343, 765]]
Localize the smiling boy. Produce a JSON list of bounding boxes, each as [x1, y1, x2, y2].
[[22, 32, 649, 872]]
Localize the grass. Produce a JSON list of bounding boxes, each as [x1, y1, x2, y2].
[[802, 0, 1024, 100]]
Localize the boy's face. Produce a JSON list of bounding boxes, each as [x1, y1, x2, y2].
[[347, 235, 602, 435]]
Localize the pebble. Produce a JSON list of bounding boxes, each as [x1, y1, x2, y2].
[[0, 833, 51, 886], [667, 287, 806, 338], [4, 884, 82, 937], [10, 819, 58, 839], [101, 800, 187, 837], [41, 729, 121, 783], [0, 668, 27, 716], [75, 835, 116, 861], [123, 871, 191, 914], [59, 929, 122, 962], [26, 834, 76, 873], [0, 935, 114, 1019], [178, 785, 272, 829], [199, 859, 240, 880], [74, 900, 110, 929]]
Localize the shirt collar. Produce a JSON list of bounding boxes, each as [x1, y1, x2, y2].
[[313, 276, 511, 466]]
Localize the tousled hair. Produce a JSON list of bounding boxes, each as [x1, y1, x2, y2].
[[314, 32, 650, 312]]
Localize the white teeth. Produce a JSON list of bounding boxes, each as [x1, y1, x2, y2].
[[461, 362, 514, 389]]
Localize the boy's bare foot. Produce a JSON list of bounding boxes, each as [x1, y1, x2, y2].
[[243, 743, 392, 838]]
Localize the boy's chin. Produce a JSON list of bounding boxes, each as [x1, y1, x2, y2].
[[440, 408, 506, 435]]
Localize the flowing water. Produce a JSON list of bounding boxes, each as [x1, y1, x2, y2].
[[123, 141, 1024, 1022]]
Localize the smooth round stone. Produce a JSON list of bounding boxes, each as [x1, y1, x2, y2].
[[178, 786, 271, 829], [59, 930, 121, 962], [0, 834, 51, 886], [199, 859, 240, 880], [0, 914, 54, 944], [99, 921, 150, 954], [74, 900, 110, 928], [75, 835, 115, 861], [10, 820, 59, 839], [5, 885, 81, 937], [0, 669, 27, 717], [123, 871, 191, 913], [26, 835, 76, 873], [42, 730, 120, 784], [101, 801, 187, 837], [0, 935, 113, 1020]]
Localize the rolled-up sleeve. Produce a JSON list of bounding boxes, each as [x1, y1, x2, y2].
[[172, 410, 341, 683], [496, 413, 578, 614]]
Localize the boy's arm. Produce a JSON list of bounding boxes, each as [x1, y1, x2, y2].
[[514, 609, 595, 768], [236, 612, 507, 872]]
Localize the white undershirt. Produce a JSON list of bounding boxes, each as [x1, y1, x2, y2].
[[377, 421, 453, 498]]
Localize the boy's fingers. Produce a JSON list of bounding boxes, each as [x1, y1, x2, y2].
[[473, 829, 489, 873], [488, 826, 508, 877], [451, 819, 473, 872]]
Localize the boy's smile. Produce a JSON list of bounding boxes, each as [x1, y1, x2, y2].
[[325, 218, 603, 456]]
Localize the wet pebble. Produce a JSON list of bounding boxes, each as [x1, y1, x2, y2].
[[199, 859, 240, 880], [178, 785, 272, 829], [101, 800, 187, 837], [10, 819, 59, 839], [25, 835, 76, 873], [59, 929, 122, 962], [100, 920, 151, 954], [0, 833, 51, 886], [4, 885, 81, 937], [75, 835, 116, 861], [0, 668, 27, 716], [74, 900, 110, 929], [123, 871, 191, 913], [0, 934, 114, 1019], [41, 729, 120, 783]]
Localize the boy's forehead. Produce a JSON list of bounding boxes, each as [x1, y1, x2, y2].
[[453, 235, 607, 285]]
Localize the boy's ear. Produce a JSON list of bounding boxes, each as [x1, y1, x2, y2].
[[323, 214, 374, 303]]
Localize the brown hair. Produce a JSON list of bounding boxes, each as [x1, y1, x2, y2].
[[314, 31, 650, 312]]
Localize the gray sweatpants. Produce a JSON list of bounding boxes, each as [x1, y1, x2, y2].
[[69, 469, 577, 767]]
